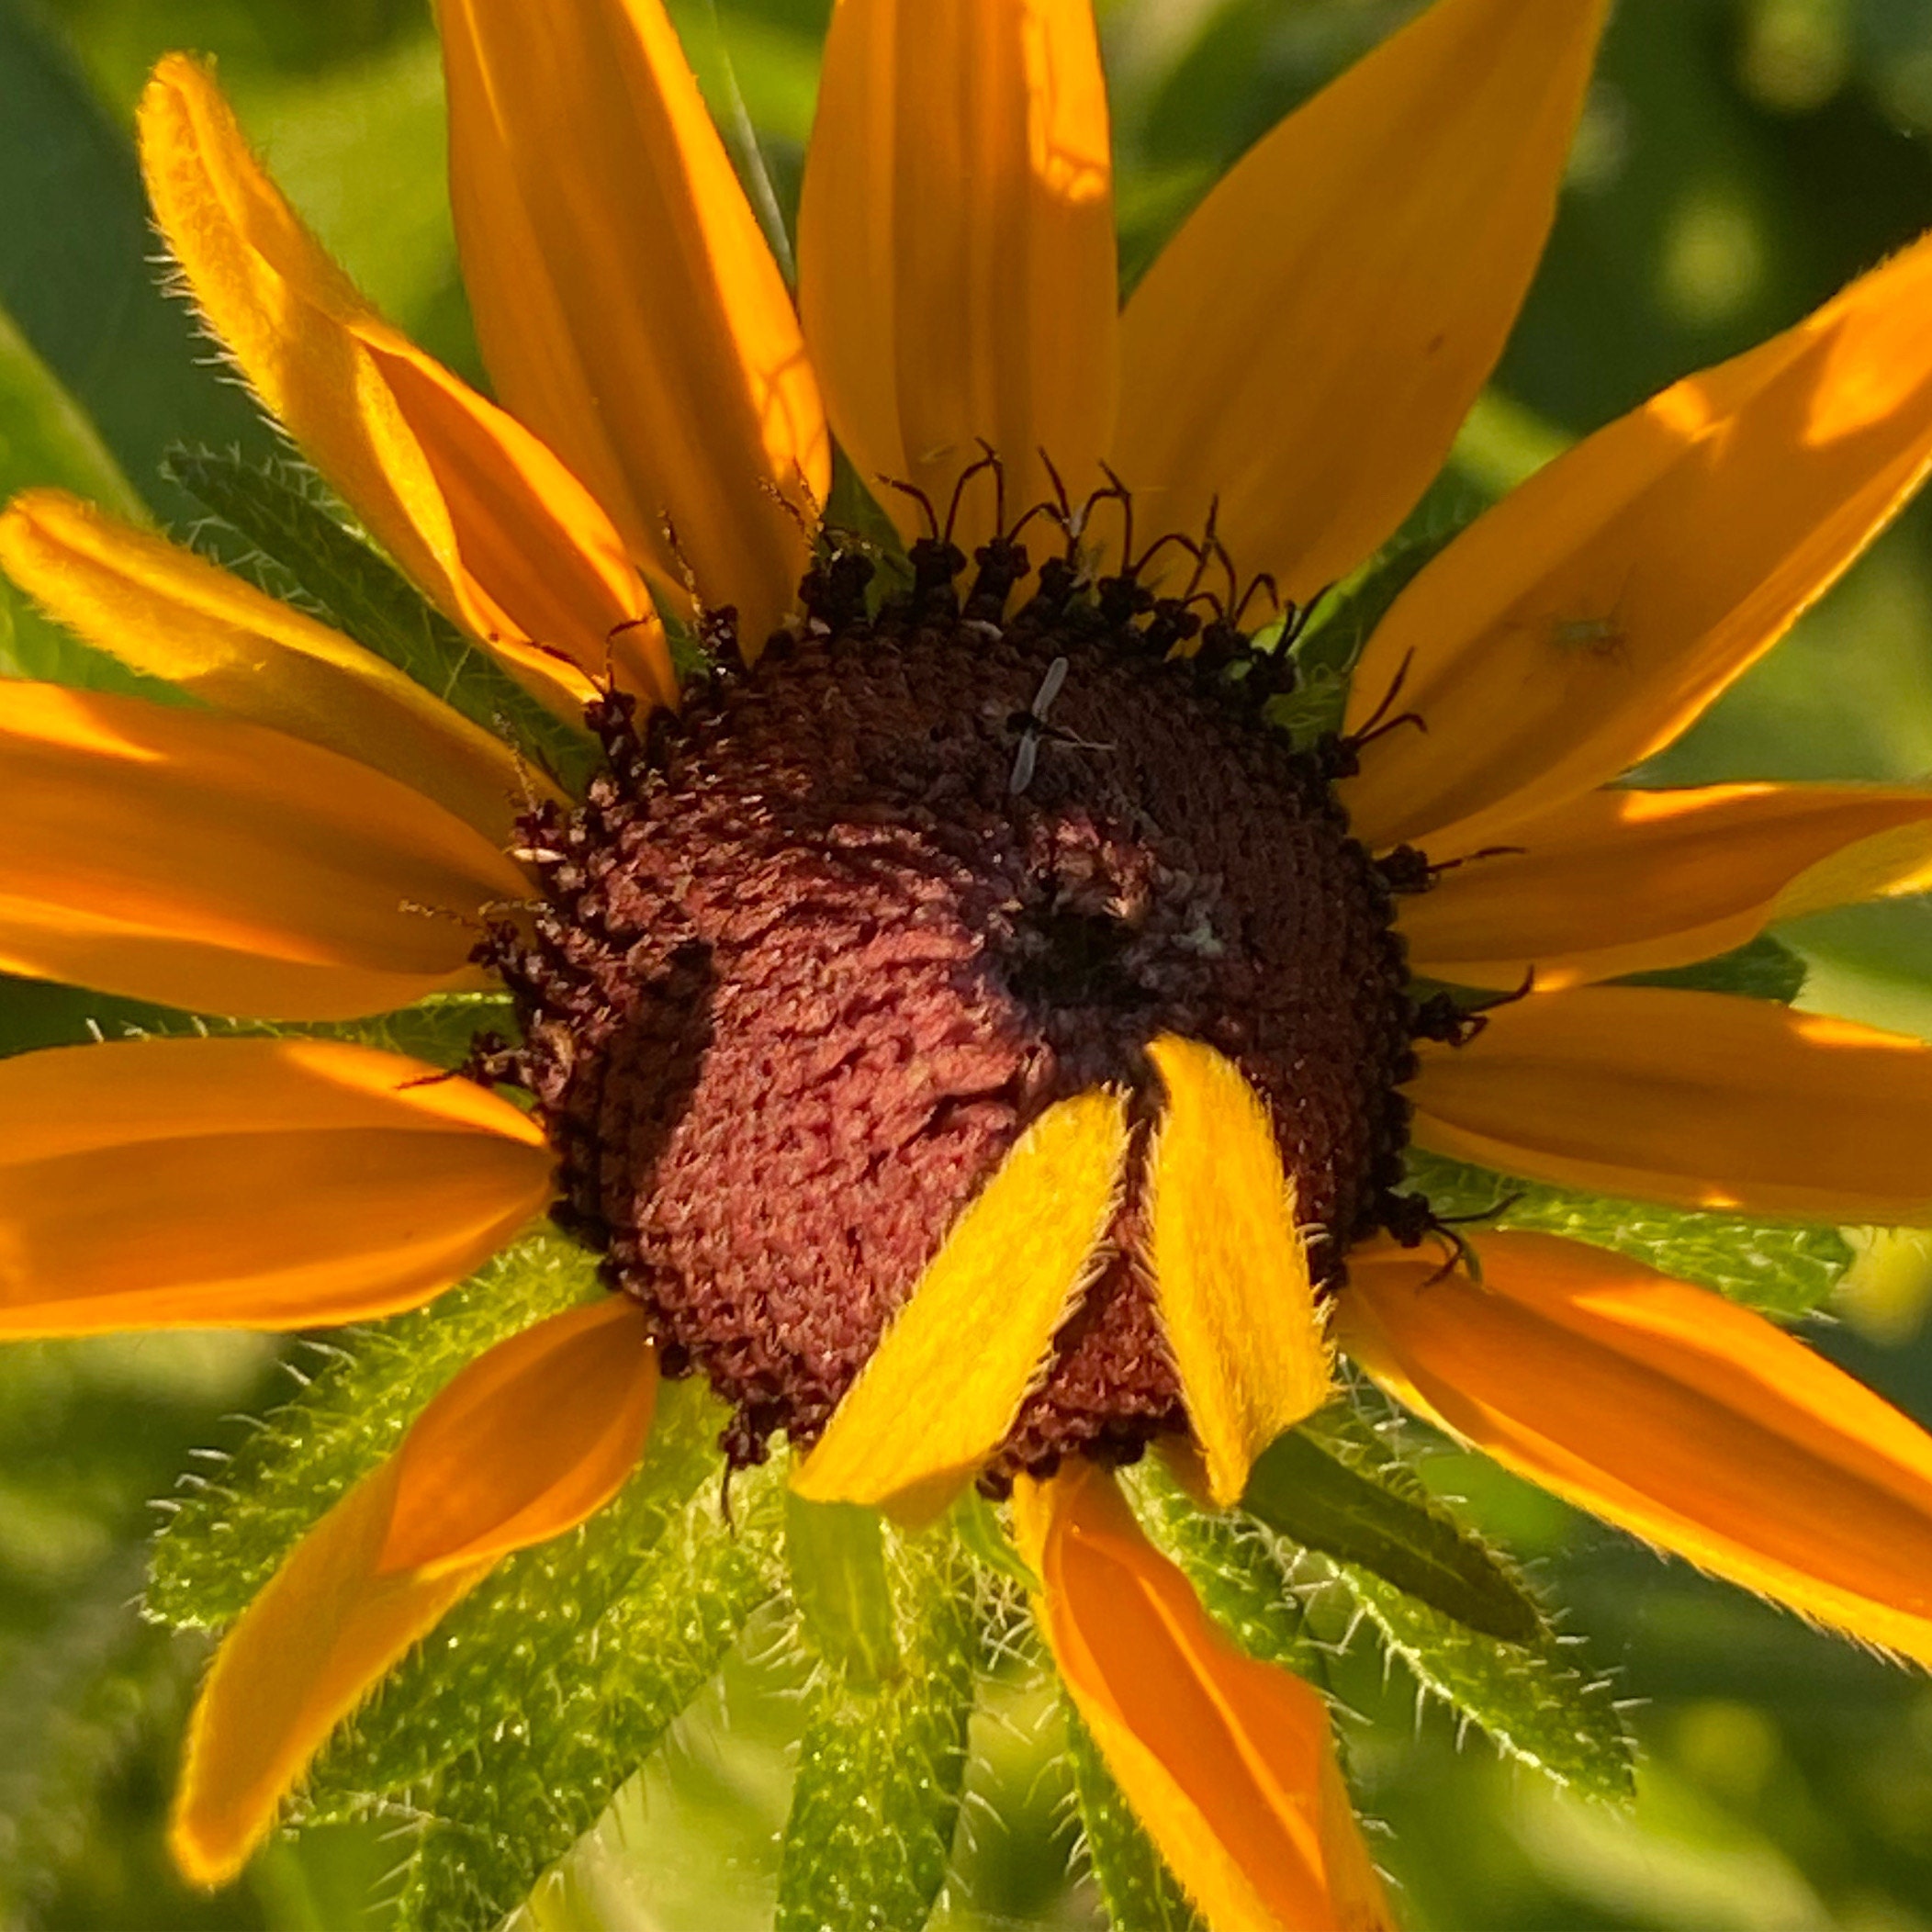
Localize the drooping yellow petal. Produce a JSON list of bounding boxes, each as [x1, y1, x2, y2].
[[1013, 1463, 1397, 1932], [1401, 781, 1932, 989], [1409, 985, 1932, 1223], [1343, 228, 1932, 852], [798, 0, 1117, 557], [0, 1035, 550, 1336], [138, 54, 674, 715], [793, 1089, 1129, 1526], [0, 489, 534, 841], [171, 1299, 656, 1885], [1339, 1231, 1932, 1668], [380, 1297, 658, 1577], [0, 682, 528, 1019], [441, 0, 826, 645], [1144, 1037, 1331, 1508], [1112, 0, 1606, 603]]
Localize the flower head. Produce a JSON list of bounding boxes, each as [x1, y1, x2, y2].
[[7, 0, 1932, 1926]]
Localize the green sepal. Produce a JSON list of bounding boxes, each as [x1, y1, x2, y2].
[[387, 1450, 783, 1932], [163, 445, 600, 792], [1616, 932, 1808, 1003], [1334, 1557, 1635, 1803], [773, 1532, 978, 1932], [784, 1492, 902, 1688], [143, 1234, 598, 1632], [1063, 1708, 1205, 1932], [1405, 1146, 1855, 1320], [1242, 1411, 1544, 1646], [948, 1485, 1039, 1591]]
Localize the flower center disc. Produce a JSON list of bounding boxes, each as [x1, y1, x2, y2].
[[496, 552, 1415, 1480]]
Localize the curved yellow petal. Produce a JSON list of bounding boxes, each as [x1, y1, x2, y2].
[[1343, 227, 1932, 852], [0, 1035, 551, 1336], [1409, 985, 1932, 1223], [1340, 1231, 1932, 1668], [0, 682, 528, 1020], [0, 489, 533, 841], [170, 1299, 655, 1885], [1112, 0, 1606, 603], [1013, 1463, 1396, 1932], [137, 54, 673, 715], [1401, 781, 1932, 989], [442, 0, 826, 646], [798, 0, 1116, 557], [793, 1089, 1129, 1527], [1145, 1037, 1331, 1508]]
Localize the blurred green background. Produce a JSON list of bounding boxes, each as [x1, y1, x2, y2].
[[6, 0, 1932, 1926]]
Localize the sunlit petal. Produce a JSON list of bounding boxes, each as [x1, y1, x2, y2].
[[442, 0, 826, 646], [1145, 1037, 1331, 1508], [138, 54, 673, 713], [171, 1299, 656, 1884], [1401, 781, 1932, 988], [798, 0, 1116, 556], [793, 1089, 1129, 1526], [1410, 985, 1932, 1223], [1341, 1233, 1932, 1667], [1014, 1463, 1397, 1932], [1113, 0, 1606, 601], [1344, 229, 1932, 851], [0, 1035, 551, 1336], [0, 489, 534, 840]]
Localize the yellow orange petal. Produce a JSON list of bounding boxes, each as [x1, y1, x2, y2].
[[0, 489, 533, 841], [1401, 781, 1932, 988], [441, 0, 826, 645], [1112, 0, 1606, 603], [1343, 228, 1932, 851], [137, 54, 673, 714], [0, 682, 528, 1019], [1013, 1463, 1396, 1932], [798, 0, 1117, 556], [1339, 1231, 1932, 1668], [0, 1035, 550, 1336], [171, 1299, 656, 1884], [1410, 985, 1932, 1223], [793, 1089, 1130, 1526], [1145, 1037, 1332, 1508]]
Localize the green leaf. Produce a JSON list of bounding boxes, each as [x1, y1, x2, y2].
[[144, 1235, 598, 1632], [1335, 1560, 1635, 1802], [1617, 932, 1809, 1003], [774, 1531, 977, 1932], [1063, 1709, 1204, 1932], [164, 445, 600, 792], [0, 1, 271, 511], [388, 1454, 782, 1931], [1241, 1418, 1544, 1646], [784, 1493, 901, 1687], [1403, 1147, 1857, 1320]]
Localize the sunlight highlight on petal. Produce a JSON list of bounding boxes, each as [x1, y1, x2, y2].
[[793, 1089, 1129, 1526], [171, 1300, 656, 1884], [1345, 228, 1932, 851], [0, 683, 528, 1018], [1113, 0, 1607, 602], [0, 1036, 551, 1336], [442, 0, 826, 646], [799, 0, 1117, 556], [1145, 1036, 1331, 1507], [0, 489, 534, 840], [138, 54, 673, 713], [1340, 1232, 1932, 1668], [1410, 986, 1932, 1223], [1400, 781, 1932, 988], [1014, 1463, 1396, 1932]]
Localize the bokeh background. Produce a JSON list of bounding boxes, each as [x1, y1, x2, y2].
[[5, 0, 1932, 1926]]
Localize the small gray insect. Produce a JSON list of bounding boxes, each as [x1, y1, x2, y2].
[[1008, 655, 1071, 795]]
